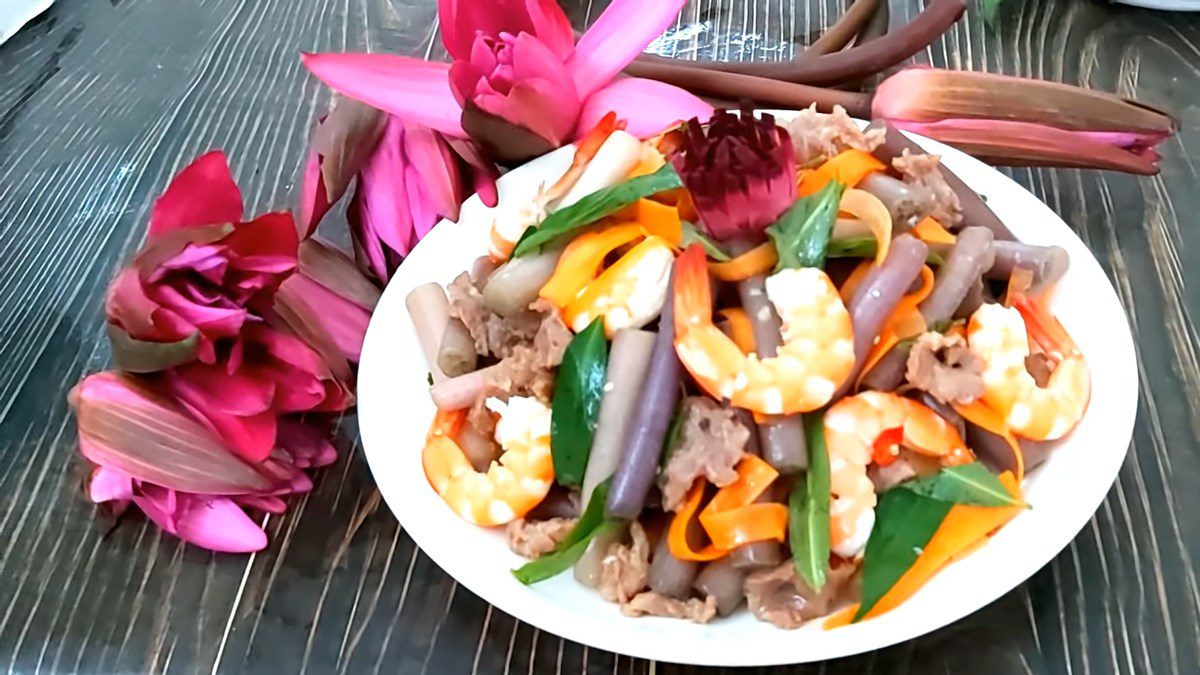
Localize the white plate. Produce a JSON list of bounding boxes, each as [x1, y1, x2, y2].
[[356, 111, 1138, 666], [0, 0, 54, 46]]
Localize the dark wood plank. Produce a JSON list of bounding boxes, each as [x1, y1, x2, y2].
[[1, 1, 1199, 674]]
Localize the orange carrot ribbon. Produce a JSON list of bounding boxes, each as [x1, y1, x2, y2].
[[798, 149, 887, 197], [669, 455, 788, 561]]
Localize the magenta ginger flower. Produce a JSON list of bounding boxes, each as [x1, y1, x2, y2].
[[300, 0, 713, 165]]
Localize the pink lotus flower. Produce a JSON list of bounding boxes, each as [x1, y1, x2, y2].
[[672, 108, 797, 241], [163, 322, 353, 463], [872, 68, 1177, 175], [105, 151, 299, 368], [299, 98, 499, 241], [300, 0, 713, 165], [75, 372, 335, 553], [273, 238, 380, 371], [347, 114, 483, 283]]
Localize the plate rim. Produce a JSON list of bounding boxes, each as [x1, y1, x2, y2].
[[355, 111, 1138, 666]]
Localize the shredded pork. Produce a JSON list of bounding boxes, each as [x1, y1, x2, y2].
[[786, 105, 885, 166], [621, 592, 718, 623], [506, 517, 577, 559], [463, 298, 572, 439], [659, 398, 750, 512], [598, 521, 651, 604], [893, 150, 963, 228], [744, 561, 859, 629], [447, 274, 565, 359], [905, 331, 985, 405]]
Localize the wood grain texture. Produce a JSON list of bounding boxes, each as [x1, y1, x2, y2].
[[0, 1, 1198, 673]]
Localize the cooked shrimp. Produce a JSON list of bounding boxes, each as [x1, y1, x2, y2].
[[487, 115, 639, 260], [672, 244, 855, 415], [824, 391, 973, 558], [967, 297, 1090, 441], [422, 396, 554, 526], [565, 236, 674, 336]]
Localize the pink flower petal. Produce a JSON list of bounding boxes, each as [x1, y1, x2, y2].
[[71, 372, 277, 494], [402, 124, 462, 228], [235, 494, 288, 514], [135, 489, 268, 553], [105, 268, 194, 342], [88, 466, 134, 503], [887, 118, 1165, 175], [578, 77, 713, 140], [170, 362, 274, 416], [168, 377, 279, 464], [567, 0, 686, 100], [277, 418, 339, 469], [357, 117, 418, 258], [300, 53, 465, 138], [441, 0, 574, 62], [299, 149, 327, 238], [149, 151, 244, 239], [445, 137, 500, 208], [280, 272, 373, 362]]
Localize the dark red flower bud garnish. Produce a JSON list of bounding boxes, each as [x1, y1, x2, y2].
[[670, 107, 797, 241]]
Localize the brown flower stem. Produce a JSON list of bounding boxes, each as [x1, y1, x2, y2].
[[624, 60, 873, 117], [857, 0, 892, 45], [803, 0, 879, 57], [633, 0, 964, 86]]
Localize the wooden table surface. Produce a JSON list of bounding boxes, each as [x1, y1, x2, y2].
[[2, 0, 1199, 673]]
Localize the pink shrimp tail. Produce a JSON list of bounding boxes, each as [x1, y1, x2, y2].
[[672, 244, 714, 338], [1011, 294, 1076, 357]]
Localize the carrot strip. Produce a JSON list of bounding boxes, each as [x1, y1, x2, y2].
[[538, 223, 644, 308], [862, 472, 1024, 620], [717, 308, 757, 354], [668, 481, 726, 561], [911, 216, 956, 245], [838, 188, 893, 266], [699, 455, 787, 550], [700, 503, 788, 550], [709, 242, 777, 281], [669, 455, 789, 561], [798, 149, 887, 196], [953, 399, 1025, 481], [823, 605, 857, 630]]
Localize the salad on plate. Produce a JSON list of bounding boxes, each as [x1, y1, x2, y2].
[[403, 105, 1088, 628]]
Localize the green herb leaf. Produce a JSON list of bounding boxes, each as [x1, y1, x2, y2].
[[512, 164, 683, 257], [826, 236, 946, 266], [790, 413, 832, 592], [928, 317, 966, 334], [550, 317, 609, 487], [426, 372, 434, 386], [900, 462, 1025, 508], [855, 490, 953, 620], [680, 221, 731, 261], [513, 478, 618, 584], [767, 180, 845, 271]]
